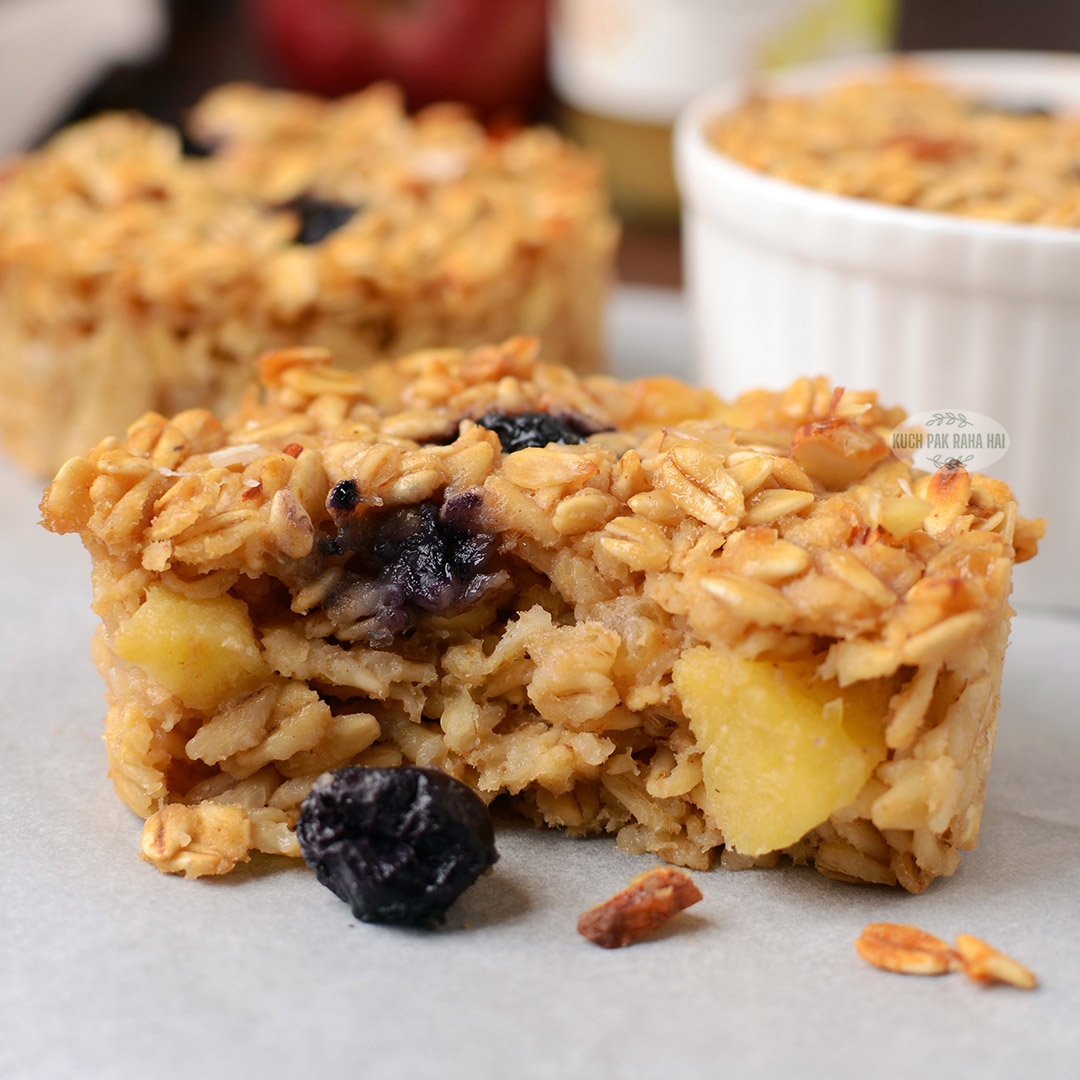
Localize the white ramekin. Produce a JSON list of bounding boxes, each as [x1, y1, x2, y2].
[[675, 51, 1080, 610]]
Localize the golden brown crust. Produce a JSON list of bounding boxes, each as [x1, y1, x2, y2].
[[0, 85, 617, 474], [711, 64, 1080, 227]]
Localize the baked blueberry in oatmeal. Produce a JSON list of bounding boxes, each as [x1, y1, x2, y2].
[[41, 337, 1043, 892], [281, 195, 358, 246], [318, 497, 502, 647], [475, 411, 589, 453]]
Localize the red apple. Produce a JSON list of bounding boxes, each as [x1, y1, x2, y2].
[[248, 0, 548, 113]]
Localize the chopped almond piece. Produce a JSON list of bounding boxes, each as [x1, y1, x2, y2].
[[577, 867, 702, 948]]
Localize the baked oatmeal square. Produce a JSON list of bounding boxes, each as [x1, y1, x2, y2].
[[41, 338, 1042, 890], [1, 84, 616, 475]]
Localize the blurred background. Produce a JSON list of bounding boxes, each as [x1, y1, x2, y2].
[[3, 0, 1080, 285]]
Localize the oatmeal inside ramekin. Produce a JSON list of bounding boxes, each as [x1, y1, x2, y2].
[[709, 64, 1080, 227]]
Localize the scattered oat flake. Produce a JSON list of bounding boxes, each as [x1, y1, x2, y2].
[[577, 866, 702, 949], [954, 934, 1038, 990], [207, 444, 262, 467], [855, 922, 960, 975], [836, 400, 873, 417], [410, 147, 468, 183]]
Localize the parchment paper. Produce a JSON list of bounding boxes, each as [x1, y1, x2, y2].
[[2, 289, 1077, 1080]]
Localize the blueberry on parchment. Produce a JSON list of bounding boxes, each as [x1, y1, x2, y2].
[[297, 766, 498, 926]]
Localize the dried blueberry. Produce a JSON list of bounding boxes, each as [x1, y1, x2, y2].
[[476, 411, 588, 453], [328, 479, 361, 512], [297, 766, 498, 926], [179, 131, 214, 158], [282, 195, 359, 245], [317, 536, 344, 557]]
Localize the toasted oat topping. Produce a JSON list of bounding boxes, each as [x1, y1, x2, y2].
[[711, 65, 1080, 227], [0, 85, 611, 323]]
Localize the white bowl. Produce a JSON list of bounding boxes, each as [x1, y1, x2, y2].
[[675, 51, 1080, 610]]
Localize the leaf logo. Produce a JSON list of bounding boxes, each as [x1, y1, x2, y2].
[[889, 409, 1009, 474]]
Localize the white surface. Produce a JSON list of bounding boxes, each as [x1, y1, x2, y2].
[[676, 52, 1080, 609], [2, 288, 1078, 1080], [0, 0, 165, 155]]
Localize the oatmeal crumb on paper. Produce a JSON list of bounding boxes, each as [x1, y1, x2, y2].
[[855, 922, 960, 975], [856, 922, 1037, 989], [954, 933, 1038, 990]]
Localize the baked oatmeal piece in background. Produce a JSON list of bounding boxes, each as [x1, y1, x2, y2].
[[711, 65, 1080, 226], [0, 83, 617, 476], [41, 337, 1043, 891]]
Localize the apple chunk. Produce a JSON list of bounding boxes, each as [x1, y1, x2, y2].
[[672, 647, 893, 856], [114, 586, 269, 711]]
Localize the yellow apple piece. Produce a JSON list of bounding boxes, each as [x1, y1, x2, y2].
[[876, 495, 933, 539], [114, 585, 269, 711], [672, 647, 893, 856]]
